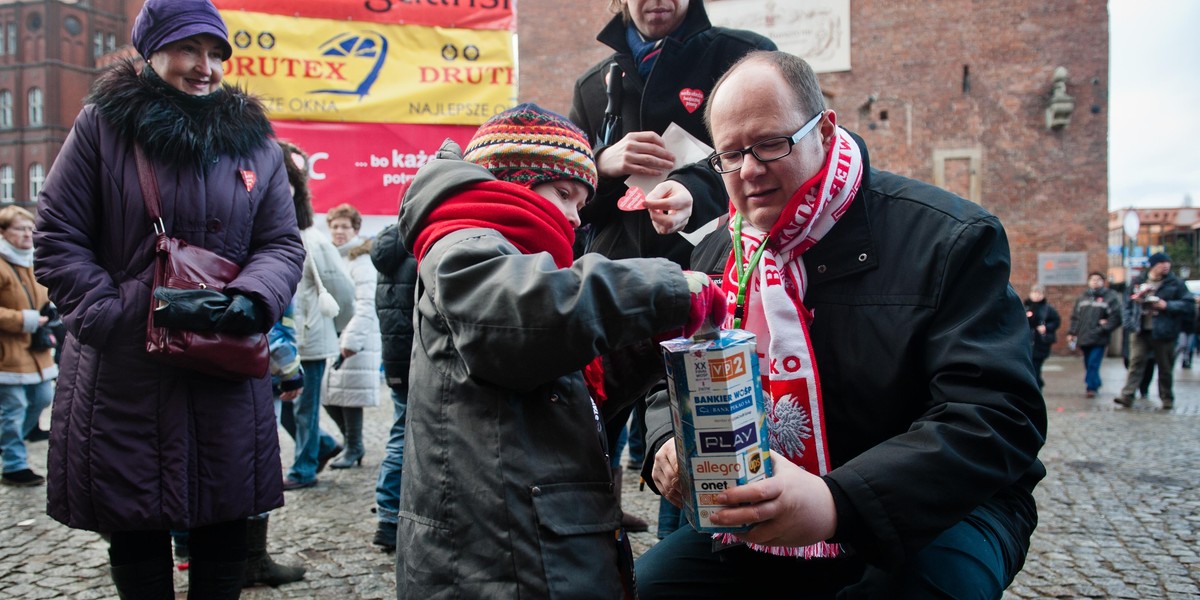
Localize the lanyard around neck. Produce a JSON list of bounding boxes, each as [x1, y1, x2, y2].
[[732, 213, 769, 329]]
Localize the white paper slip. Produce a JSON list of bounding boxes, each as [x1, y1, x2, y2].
[[624, 122, 715, 196]]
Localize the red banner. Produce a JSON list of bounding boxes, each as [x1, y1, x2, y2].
[[213, 0, 513, 30], [273, 120, 477, 215]]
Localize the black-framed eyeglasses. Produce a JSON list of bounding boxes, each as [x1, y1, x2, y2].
[[707, 111, 825, 174]]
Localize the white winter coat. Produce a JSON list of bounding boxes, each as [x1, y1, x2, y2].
[[322, 237, 381, 407], [296, 227, 354, 361]]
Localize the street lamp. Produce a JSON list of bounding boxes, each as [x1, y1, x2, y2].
[[1123, 208, 1140, 281]]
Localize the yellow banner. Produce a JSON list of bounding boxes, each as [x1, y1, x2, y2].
[[221, 12, 516, 125]]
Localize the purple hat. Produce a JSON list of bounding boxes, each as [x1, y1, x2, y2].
[[132, 0, 233, 61]]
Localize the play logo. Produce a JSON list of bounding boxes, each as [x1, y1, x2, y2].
[[312, 31, 387, 98], [697, 422, 758, 453]]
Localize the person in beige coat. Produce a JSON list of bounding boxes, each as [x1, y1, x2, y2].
[[0, 205, 57, 487]]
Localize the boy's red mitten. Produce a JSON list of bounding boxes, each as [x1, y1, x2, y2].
[[681, 271, 727, 338]]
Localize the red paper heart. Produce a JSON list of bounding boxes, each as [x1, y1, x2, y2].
[[240, 170, 256, 193], [679, 88, 705, 113], [618, 186, 647, 211]]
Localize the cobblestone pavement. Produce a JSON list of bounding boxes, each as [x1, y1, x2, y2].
[[2, 355, 1198, 598]]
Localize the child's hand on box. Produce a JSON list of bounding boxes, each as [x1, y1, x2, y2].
[[651, 438, 684, 508], [708, 456, 839, 548]]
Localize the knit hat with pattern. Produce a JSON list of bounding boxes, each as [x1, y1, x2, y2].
[[463, 103, 597, 200]]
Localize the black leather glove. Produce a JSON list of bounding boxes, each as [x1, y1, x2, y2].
[[215, 294, 269, 335], [153, 287, 230, 331]]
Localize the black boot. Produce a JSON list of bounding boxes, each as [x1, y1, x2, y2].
[[242, 515, 305, 587], [330, 407, 364, 468], [24, 426, 50, 442], [189, 559, 247, 599], [110, 557, 175, 599], [373, 520, 398, 553]]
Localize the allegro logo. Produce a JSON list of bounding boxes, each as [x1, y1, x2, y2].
[[707, 353, 747, 382], [694, 460, 740, 476]]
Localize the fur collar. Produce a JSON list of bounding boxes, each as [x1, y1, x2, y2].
[[339, 236, 373, 261], [88, 59, 274, 169]]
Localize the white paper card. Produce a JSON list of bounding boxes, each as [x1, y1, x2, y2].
[[624, 122, 715, 195]]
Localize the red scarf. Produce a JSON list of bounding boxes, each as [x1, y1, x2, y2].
[[716, 127, 863, 558], [411, 179, 610, 406], [412, 180, 574, 269]]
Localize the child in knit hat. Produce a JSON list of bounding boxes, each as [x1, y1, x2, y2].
[[392, 103, 725, 598], [461, 102, 599, 227]]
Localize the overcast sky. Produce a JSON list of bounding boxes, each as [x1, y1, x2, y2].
[[1108, 0, 1200, 209]]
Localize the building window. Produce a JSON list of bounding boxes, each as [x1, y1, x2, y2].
[[0, 91, 11, 129], [7, 23, 15, 56], [106, 33, 116, 54], [28, 163, 43, 203], [0, 22, 6, 56], [64, 16, 82, 37], [93, 32, 103, 58], [27, 88, 42, 126], [0, 165, 13, 203]]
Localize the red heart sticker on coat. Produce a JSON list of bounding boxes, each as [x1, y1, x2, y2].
[[240, 170, 256, 193], [679, 88, 705, 113], [618, 186, 647, 211]]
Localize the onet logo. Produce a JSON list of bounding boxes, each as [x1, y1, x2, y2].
[[312, 31, 388, 98], [707, 354, 747, 382]]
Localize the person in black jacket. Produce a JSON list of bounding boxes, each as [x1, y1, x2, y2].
[[1114, 253, 1192, 410], [1067, 272, 1123, 397], [570, 0, 776, 266], [369, 222, 418, 552], [1024, 284, 1061, 389], [570, 0, 776, 536], [635, 50, 1046, 599]]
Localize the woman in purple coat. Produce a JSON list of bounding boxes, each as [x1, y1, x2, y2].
[[32, 1, 304, 597]]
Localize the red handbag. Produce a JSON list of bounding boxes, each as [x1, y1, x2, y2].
[[135, 144, 269, 381]]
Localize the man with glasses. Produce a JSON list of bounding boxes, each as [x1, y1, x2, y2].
[[707, 109, 825, 175], [635, 50, 1048, 598]]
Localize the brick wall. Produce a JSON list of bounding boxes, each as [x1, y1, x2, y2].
[[515, 1, 613, 114]]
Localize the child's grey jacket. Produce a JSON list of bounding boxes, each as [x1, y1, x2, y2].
[[395, 140, 691, 599]]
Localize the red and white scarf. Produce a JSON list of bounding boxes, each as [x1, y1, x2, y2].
[[715, 127, 863, 558]]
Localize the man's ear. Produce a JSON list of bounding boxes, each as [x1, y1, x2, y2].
[[820, 110, 838, 145]]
